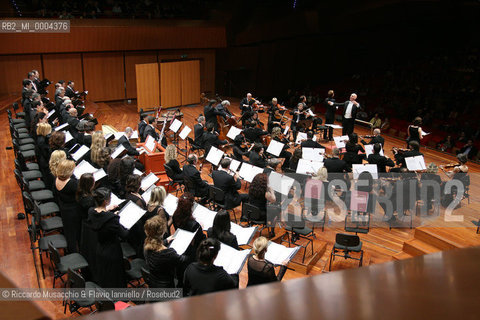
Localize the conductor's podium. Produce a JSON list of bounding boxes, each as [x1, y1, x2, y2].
[[137, 143, 170, 188]]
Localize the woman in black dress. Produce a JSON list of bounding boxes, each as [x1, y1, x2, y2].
[[207, 210, 239, 249], [54, 159, 81, 253], [124, 174, 148, 257], [344, 133, 365, 169], [288, 148, 302, 172], [247, 236, 287, 287], [172, 193, 206, 263], [146, 186, 171, 237], [35, 123, 53, 188], [164, 145, 184, 182], [88, 187, 128, 288], [106, 156, 135, 198], [407, 117, 423, 147], [76, 173, 95, 220], [183, 238, 237, 296], [248, 173, 276, 221], [144, 215, 187, 288]]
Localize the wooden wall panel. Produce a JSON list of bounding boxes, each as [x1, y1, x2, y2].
[[125, 52, 157, 99], [160, 62, 182, 108], [42, 53, 83, 100], [82, 52, 125, 102], [180, 60, 201, 105], [0, 20, 226, 55], [0, 55, 41, 96], [136, 63, 160, 111]]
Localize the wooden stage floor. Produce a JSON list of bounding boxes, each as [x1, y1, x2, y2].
[[1, 97, 479, 318]]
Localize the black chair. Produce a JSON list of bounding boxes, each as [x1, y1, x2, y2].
[[209, 185, 238, 222], [7, 109, 26, 127], [64, 269, 99, 315], [164, 164, 183, 195], [33, 201, 63, 234], [187, 137, 204, 158], [23, 181, 55, 203], [48, 242, 89, 288], [14, 169, 45, 192], [124, 258, 147, 287], [16, 153, 39, 171], [242, 203, 266, 235], [282, 214, 314, 263], [121, 242, 136, 259], [94, 289, 116, 312], [29, 216, 67, 278], [182, 175, 203, 201], [329, 233, 363, 271], [304, 195, 327, 233], [141, 267, 151, 287], [12, 101, 25, 119]]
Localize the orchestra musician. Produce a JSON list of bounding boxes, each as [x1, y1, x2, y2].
[[329, 93, 360, 136], [249, 143, 267, 168], [240, 93, 255, 127], [202, 122, 227, 154], [138, 114, 148, 142], [343, 133, 365, 169], [271, 127, 292, 170], [290, 102, 312, 140], [244, 121, 268, 144], [194, 115, 206, 148], [367, 143, 394, 173], [232, 133, 251, 162], [323, 90, 336, 141], [300, 131, 325, 149], [212, 158, 249, 209], [392, 140, 423, 170], [204, 99, 223, 130], [361, 128, 385, 147], [439, 154, 469, 207]]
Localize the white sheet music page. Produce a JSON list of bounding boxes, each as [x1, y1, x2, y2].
[[93, 169, 107, 181], [266, 139, 284, 157], [192, 204, 217, 230], [230, 222, 257, 245], [73, 160, 96, 179], [226, 126, 242, 140], [206, 146, 224, 166], [72, 145, 90, 162], [265, 242, 300, 265], [111, 144, 126, 159], [352, 164, 379, 179], [238, 163, 263, 183], [302, 148, 325, 161], [64, 131, 74, 143], [114, 132, 126, 140], [144, 135, 156, 153], [268, 171, 295, 196], [170, 119, 182, 133], [141, 172, 159, 191], [110, 193, 125, 207], [179, 126, 192, 140], [296, 159, 324, 175], [163, 194, 179, 216], [325, 124, 343, 129], [364, 144, 384, 157], [133, 168, 143, 176], [141, 185, 155, 203], [118, 201, 147, 230], [214, 243, 250, 274], [54, 123, 68, 131], [333, 135, 349, 149], [130, 130, 139, 139], [405, 155, 426, 171], [169, 229, 196, 255], [47, 109, 55, 118]]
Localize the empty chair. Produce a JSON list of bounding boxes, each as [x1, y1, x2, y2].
[[124, 258, 147, 287], [48, 242, 89, 288], [64, 269, 99, 315], [242, 203, 266, 235], [282, 213, 315, 263], [329, 233, 364, 271]]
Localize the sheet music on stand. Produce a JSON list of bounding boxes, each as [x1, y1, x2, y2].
[[268, 171, 295, 196], [325, 124, 343, 129], [238, 163, 264, 183], [179, 126, 191, 140], [118, 201, 147, 230], [144, 135, 156, 153], [302, 148, 325, 161], [163, 194, 179, 217], [265, 241, 300, 266], [140, 172, 159, 191], [295, 132, 318, 145], [192, 204, 217, 230], [54, 123, 69, 131], [364, 144, 384, 157], [114, 132, 126, 140], [296, 159, 324, 175], [226, 157, 241, 172], [206, 146, 224, 166], [71, 145, 90, 162], [73, 160, 96, 179], [170, 119, 182, 133], [230, 223, 257, 246], [352, 164, 379, 179], [110, 193, 125, 207], [169, 228, 196, 255], [214, 243, 250, 274], [405, 155, 426, 171], [333, 135, 349, 149], [226, 126, 242, 140], [266, 140, 284, 157], [130, 130, 139, 139], [65, 131, 74, 143], [141, 185, 155, 204], [111, 144, 126, 159]]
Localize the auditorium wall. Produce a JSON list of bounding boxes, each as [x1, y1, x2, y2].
[[0, 19, 224, 101]]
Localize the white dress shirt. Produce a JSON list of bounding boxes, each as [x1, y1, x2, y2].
[[345, 101, 354, 119]]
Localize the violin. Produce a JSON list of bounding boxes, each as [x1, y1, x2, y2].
[[440, 163, 459, 169]]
